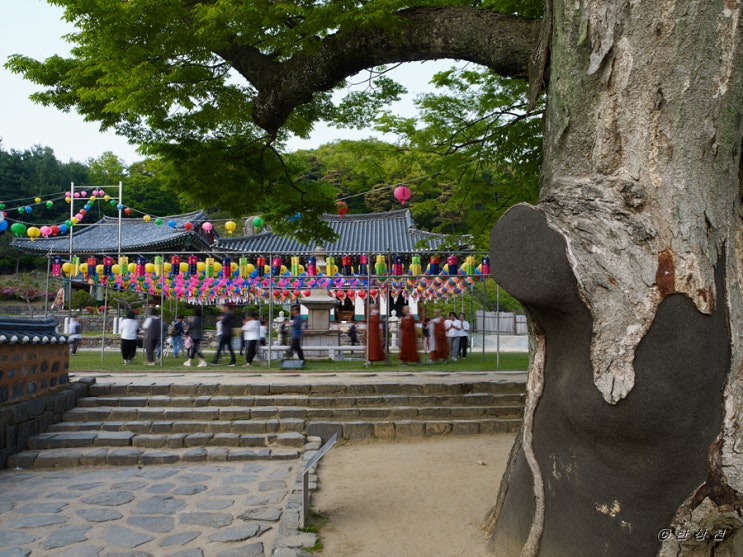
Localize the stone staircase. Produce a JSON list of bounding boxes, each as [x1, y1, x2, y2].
[[8, 374, 525, 469]]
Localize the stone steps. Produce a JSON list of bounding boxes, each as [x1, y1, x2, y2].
[[86, 378, 524, 398], [61, 404, 522, 423], [10, 375, 526, 468], [75, 392, 525, 408], [8, 445, 301, 469]]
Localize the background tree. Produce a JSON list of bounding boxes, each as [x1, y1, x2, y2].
[[7, 1, 743, 555]]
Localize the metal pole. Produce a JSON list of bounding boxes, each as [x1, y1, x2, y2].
[[101, 285, 109, 361], [481, 279, 486, 360], [159, 252, 165, 366], [267, 254, 273, 369], [67, 182, 74, 332], [44, 254, 51, 319], [117, 181, 123, 263], [496, 282, 501, 369]]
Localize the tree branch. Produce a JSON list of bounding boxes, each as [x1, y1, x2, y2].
[[218, 6, 540, 133]]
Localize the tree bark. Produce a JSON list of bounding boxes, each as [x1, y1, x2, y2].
[[218, 6, 540, 133], [487, 1, 743, 556]]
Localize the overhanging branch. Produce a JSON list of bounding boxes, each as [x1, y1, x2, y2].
[[218, 6, 540, 133]]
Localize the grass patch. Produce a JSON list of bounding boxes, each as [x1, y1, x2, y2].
[[301, 508, 330, 552], [67, 348, 528, 373]]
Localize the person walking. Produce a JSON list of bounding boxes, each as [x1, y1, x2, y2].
[[422, 317, 430, 354], [143, 308, 162, 365], [445, 311, 461, 362], [428, 309, 449, 364], [285, 305, 305, 363], [366, 305, 386, 365], [398, 306, 419, 365], [241, 312, 260, 367], [170, 315, 185, 357], [183, 307, 208, 367], [120, 310, 139, 365], [458, 312, 470, 359], [69, 316, 83, 355], [348, 323, 358, 346], [212, 304, 237, 366]]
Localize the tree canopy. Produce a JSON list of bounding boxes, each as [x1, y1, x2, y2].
[[6, 0, 544, 243]]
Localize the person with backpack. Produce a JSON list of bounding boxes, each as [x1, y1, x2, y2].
[[183, 307, 208, 367], [143, 308, 162, 365], [170, 315, 185, 358]]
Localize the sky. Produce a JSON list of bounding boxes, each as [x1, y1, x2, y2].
[[0, 0, 451, 167]]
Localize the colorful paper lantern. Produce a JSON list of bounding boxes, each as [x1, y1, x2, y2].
[[202, 222, 213, 232], [26, 226, 41, 241], [336, 201, 348, 218], [225, 221, 236, 234], [393, 186, 411, 205], [10, 223, 26, 237]]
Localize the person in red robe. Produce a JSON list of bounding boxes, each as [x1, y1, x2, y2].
[[428, 309, 450, 363], [366, 306, 386, 365], [398, 306, 419, 365]]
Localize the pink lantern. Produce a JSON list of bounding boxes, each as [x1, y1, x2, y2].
[[40, 225, 52, 237], [393, 186, 411, 205], [202, 222, 213, 232]]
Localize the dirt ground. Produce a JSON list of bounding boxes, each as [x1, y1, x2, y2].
[[312, 433, 516, 557]]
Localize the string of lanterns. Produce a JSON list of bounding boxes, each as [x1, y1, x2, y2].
[[3, 178, 413, 239], [0, 186, 248, 241], [51, 253, 491, 304]]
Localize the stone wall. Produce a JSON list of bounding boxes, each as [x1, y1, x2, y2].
[[0, 344, 71, 404], [0, 377, 94, 468]]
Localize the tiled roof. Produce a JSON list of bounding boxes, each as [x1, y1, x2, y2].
[[216, 209, 446, 255], [11, 210, 215, 255], [0, 316, 69, 345]]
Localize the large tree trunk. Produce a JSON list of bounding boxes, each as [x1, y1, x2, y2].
[[486, 1, 743, 556]]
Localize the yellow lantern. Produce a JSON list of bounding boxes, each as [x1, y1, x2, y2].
[[26, 227, 41, 241], [225, 220, 236, 235], [164, 262, 172, 273], [197, 262, 206, 273], [62, 262, 72, 276], [104, 195, 111, 201], [230, 262, 238, 273], [71, 217, 79, 225], [214, 262, 223, 274], [96, 264, 104, 276], [79, 263, 88, 275], [145, 263, 155, 274], [128, 263, 137, 274], [112, 264, 121, 275], [179, 262, 189, 273], [143, 215, 151, 222], [34, 197, 41, 204]]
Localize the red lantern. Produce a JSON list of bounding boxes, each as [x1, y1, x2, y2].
[[393, 186, 411, 205], [184, 222, 193, 231], [51, 225, 60, 236], [357, 290, 367, 300], [336, 201, 348, 218], [124, 207, 132, 216], [346, 289, 356, 300], [302, 289, 312, 298]]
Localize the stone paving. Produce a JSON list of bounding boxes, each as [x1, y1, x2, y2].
[[0, 442, 319, 557], [0, 370, 526, 556]]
